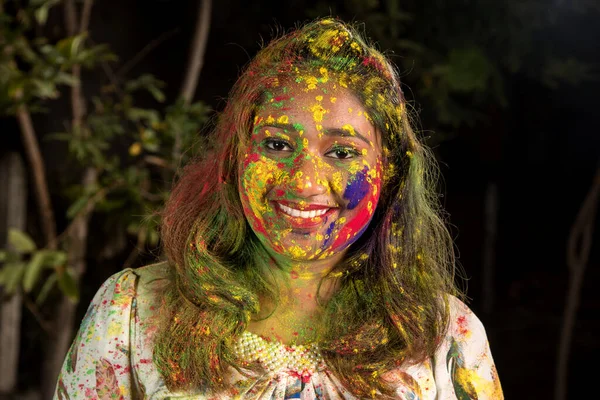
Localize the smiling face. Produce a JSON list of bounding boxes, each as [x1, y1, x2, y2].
[[238, 79, 383, 262]]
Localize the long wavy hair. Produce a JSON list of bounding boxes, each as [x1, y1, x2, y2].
[[154, 18, 460, 398]]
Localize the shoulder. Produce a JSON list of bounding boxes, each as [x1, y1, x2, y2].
[[130, 261, 172, 295], [444, 295, 488, 344], [55, 262, 174, 398], [91, 261, 171, 304], [72, 261, 172, 346], [128, 261, 172, 322]]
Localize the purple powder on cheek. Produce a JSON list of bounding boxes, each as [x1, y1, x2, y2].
[[344, 167, 370, 210]]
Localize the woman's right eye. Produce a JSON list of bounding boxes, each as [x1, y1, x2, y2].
[[264, 138, 294, 152]]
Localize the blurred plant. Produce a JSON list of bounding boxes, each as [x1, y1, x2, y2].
[[308, 0, 599, 138], [0, 229, 73, 304], [0, 0, 211, 396]]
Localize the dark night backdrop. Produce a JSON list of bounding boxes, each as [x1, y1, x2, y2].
[[2, 0, 599, 399]]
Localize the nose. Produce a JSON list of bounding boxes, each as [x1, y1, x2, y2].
[[289, 154, 328, 197]]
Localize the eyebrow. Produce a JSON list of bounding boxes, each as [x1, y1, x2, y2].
[[323, 128, 371, 146], [255, 122, 371, 146]]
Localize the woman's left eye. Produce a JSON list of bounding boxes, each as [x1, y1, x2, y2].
[[326, 147, 360, 160]]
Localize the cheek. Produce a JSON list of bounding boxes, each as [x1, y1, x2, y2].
[[239, 152, 289, 221], [328, 161, 382, 251], [343, 165, 375, 209]]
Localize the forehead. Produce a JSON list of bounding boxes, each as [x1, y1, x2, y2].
[[255, 80, 375, 130]]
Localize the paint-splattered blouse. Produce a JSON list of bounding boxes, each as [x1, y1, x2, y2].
[[54, 263, 503, 399]]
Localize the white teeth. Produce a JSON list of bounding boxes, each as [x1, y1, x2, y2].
[[278, 203, 328, 219]]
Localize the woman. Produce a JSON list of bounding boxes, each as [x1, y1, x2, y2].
[[55, 18, 503, 399]]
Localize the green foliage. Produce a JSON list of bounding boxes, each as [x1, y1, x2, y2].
[[306, 0, 599, 133], [542, 58, 599, 89], [0, 228, 74, 302], [0, 2, 115, 114], [1, 0, 211, 309]]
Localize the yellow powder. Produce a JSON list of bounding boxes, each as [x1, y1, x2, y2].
[[342, 124, 356, 136]]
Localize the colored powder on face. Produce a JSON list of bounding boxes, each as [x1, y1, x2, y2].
[[272, 95, 291, 109], [344, 167, 371, 210], [321, 220, 337, 250], [329, 205, 372, 251]]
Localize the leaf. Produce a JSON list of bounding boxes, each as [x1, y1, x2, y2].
[[23, 251, 47, 292], [0, 251, 7, 262], [444, 47, 494, 93], [57, 269, 79, 302], [95, 358, 124, 400], [44, 250, 67, 267], [1, 262, 26, 294], [56, 377, 71, 400], [8, 228, 36, 253], [126, 107, 160, 123], [67, 195, 89, 219], [56, 34, 86, 60], [148, 86, 165, 103], [36, 272, 58, 305], [31, 78, 59, 99], [54, 72, 78, 87], [447, 337, 478, 400], [66, 328, 81, 373], [542, 58, 598, 88], [34, 6, 49, 25], [147, 228, 160, 247]]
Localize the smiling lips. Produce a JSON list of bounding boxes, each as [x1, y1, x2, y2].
[[274, 200, 336, 228], [279, 203, 328, 218]]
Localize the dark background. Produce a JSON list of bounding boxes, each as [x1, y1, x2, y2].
[[3, 0, 599, 398]]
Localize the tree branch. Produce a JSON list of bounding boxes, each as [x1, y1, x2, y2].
[[180, 0, 212, 105], [23, 295, 53, 335], [41, 3, 97, 398], [16, 105, 57, 250], [175, 0, 212, 161], [55, 180, 124, 244], [122, 224, 147, 270], [79, 0, 94, 34], [555, 165, 600, 400], [116, 28, 179, 79], [63, 0, 77, 35]]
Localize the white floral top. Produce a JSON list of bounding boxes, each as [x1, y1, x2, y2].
[[54, 263, 503, 399]]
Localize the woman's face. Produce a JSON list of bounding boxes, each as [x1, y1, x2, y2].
[[238, 80, 382, 261]]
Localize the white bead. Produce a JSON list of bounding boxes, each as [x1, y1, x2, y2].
[[234, 331, 322, 375]]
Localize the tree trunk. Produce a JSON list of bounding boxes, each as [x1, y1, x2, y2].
[[40, 2, 97, 397], [40, 169, 98, 400], [555, 166, 600, 400], [0, 153, 27, 396], [16, 106, 57, 249], [175, 0, 212, 162]]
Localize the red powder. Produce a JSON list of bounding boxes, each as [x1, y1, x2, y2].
[[243, 152, 261, 168], [456, 315, 469, 336]]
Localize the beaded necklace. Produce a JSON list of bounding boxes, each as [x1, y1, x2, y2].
[[234, 331, 325, 375]]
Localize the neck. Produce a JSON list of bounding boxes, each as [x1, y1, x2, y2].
[[268, 249, 346, 295], [247, 250, 346, 345]]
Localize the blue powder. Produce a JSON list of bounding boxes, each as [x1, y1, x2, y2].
[[320, 220, 336, 250], [344, 167, 370, 210]]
